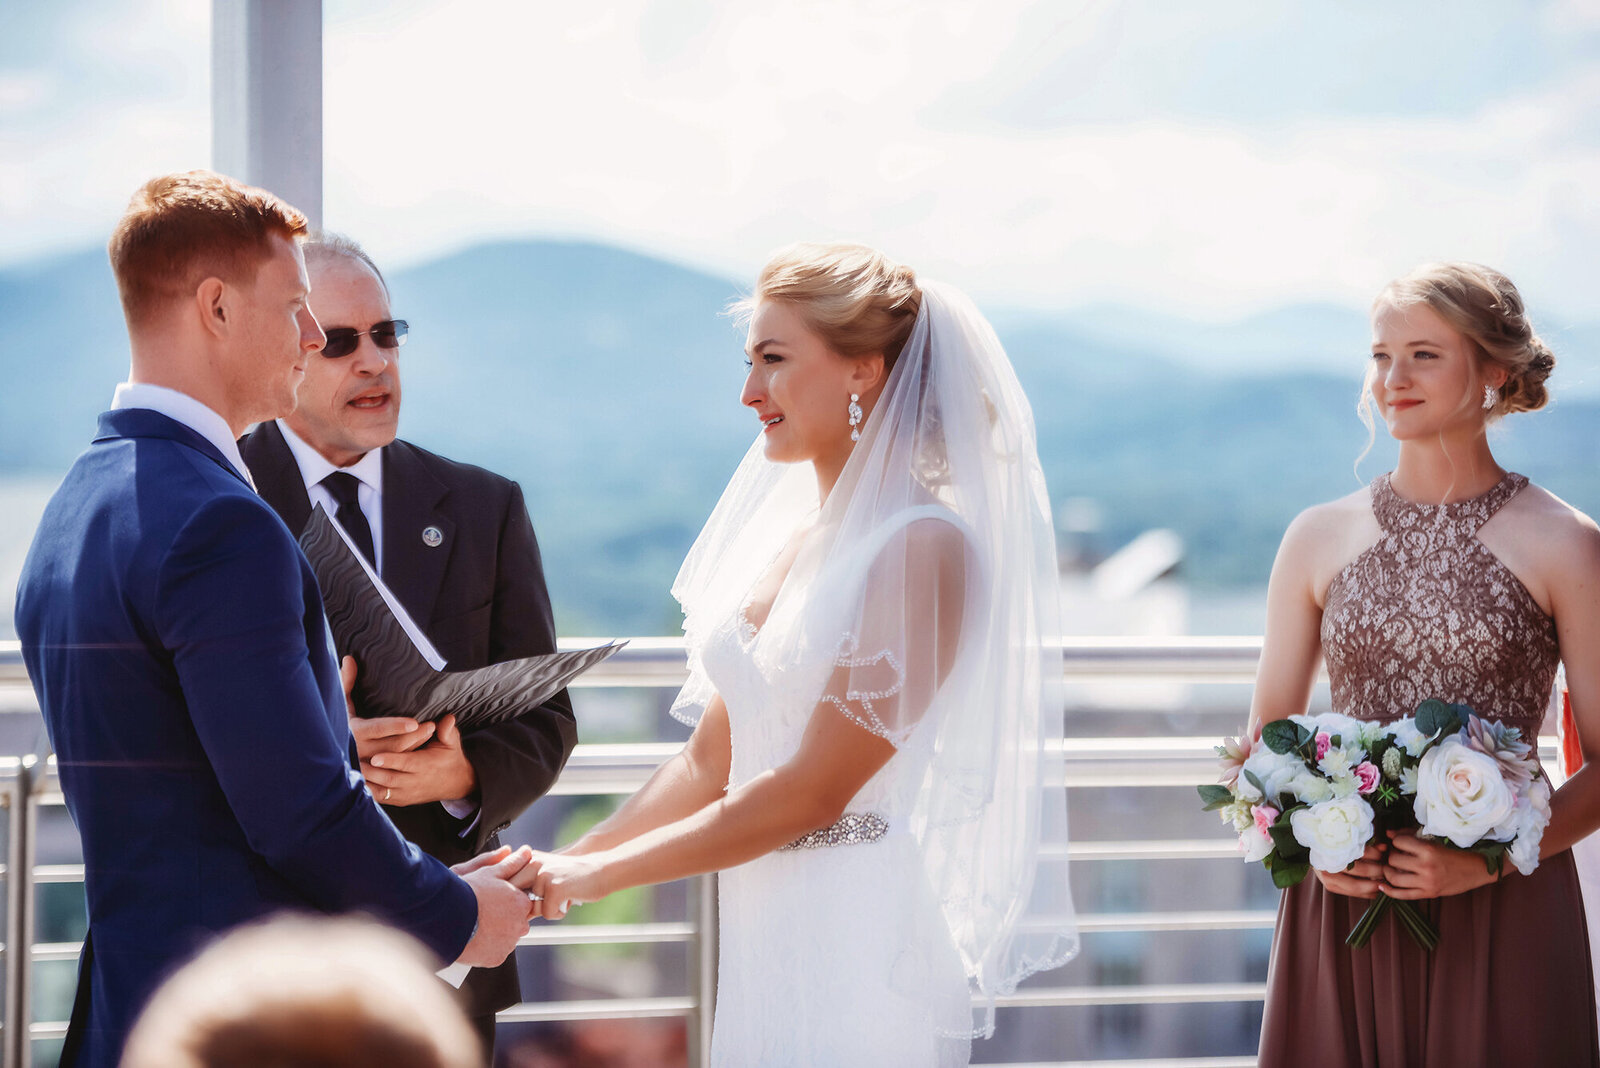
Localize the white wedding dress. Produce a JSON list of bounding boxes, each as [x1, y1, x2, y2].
[[670, 279, 1079, 1065], [698, 546, 973, 1067]]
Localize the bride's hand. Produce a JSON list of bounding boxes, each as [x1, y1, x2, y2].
[[1312, 841, 1387, 899], [1380, 832, 1501, 899], [515, 850, 612, 920]]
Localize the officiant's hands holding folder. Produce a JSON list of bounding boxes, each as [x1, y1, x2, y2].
[[341, 656, 479, 806]]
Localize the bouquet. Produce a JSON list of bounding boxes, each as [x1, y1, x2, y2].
[[1199, 700, 1552, 949]]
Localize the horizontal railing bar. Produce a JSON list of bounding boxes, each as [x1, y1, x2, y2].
[[1073, 910, 1276, 933], [31, 942, 80, 963], [494, 996, 697, 1023], [519, 922, 695, 946], [1059, 840, 1240, 861], [978, 1060, 1258, 1068], [32, 864, 83, 884], [20, 908, 1272, 971], [0, 637, 1277, 687], [995, 982, 1267, 1008]]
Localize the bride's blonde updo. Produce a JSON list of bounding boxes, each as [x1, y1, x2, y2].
[[1374, 262, 1556, 417], [744, 243, 922, 369]]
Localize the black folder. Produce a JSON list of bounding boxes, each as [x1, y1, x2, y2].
[[299, 504, 622, 726]]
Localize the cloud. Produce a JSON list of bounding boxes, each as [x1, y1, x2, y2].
[[6, 0, 1598, 324], [318, 0, 1600, 320]]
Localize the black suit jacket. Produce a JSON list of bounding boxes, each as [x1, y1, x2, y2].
[[241, 420, 578, 1018]]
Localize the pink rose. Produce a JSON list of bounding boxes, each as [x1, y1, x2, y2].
[[1252, 805, 1279, 835], [1354, 761, 1380, 795], [1315, 732, 1332, 761]]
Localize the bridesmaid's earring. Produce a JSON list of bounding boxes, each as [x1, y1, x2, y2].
[[1482, 384, 1499, 411], [848, 393, 863, 441]]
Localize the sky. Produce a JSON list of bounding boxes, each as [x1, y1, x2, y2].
[[3, 0, 1599, 321]]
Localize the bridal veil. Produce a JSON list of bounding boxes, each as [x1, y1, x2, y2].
[[672, 279, 1080, 1034]]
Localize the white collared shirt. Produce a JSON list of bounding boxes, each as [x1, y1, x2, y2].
[[111, 383, 256, 491], [276, 420, 386, 575], [275, 420, 477, 824]]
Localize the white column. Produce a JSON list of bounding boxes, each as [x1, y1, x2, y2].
[[211, 0, 324, 227]]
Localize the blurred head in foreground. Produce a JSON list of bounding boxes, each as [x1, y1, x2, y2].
[[120, 915, 480, 1068]]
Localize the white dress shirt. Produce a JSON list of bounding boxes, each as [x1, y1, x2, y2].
[[275, 421, 477, 824], [276, 420, 386, 575], [111, 383, 256, 491]]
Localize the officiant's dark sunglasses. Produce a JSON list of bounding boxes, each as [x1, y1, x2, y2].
[[320, 319, 409, 359]]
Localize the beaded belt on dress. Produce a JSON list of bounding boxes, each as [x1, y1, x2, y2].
[[779, 812, 889, 851]]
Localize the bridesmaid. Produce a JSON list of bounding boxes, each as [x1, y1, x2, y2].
[[1250, 262, 1600, 1066]]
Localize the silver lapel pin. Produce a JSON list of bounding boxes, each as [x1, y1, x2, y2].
[[421, 526, 443, 548]]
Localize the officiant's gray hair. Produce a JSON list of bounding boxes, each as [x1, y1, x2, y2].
[[304, 230, 390, 297]]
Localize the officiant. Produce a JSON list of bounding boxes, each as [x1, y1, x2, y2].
[[241, 232, 578, 1058]]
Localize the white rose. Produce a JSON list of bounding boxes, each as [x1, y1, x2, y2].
[[1303, 712, 1371, 752], [1389, 718, 1435, 758], [1288, 771, 1334, 804], [1507, 779, 1554, 876], [1240, 823, 1274, 863], [1240, 748, 1303, 804], [1290, 795, 1376, 872], [1412, 736, 1517, 848]]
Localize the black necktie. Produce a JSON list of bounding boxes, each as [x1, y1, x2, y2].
[[322, 471, 376, 567]]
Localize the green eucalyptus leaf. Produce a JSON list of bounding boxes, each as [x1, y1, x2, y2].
[[1262, 719, 1308, 754], [1198, 784, 1233, 810], [1268, 819, 1305, 858], [1271, 858, 1311, 889], [1414, 700, 1464, 739]]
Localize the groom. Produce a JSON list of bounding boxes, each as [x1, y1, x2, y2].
[[12, 171, 536, 1067]]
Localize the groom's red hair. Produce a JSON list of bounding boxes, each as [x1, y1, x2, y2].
[[108, 170, 308, 329]]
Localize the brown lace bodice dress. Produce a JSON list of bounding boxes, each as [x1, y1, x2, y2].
[[1258, 472, 1599, 1067]]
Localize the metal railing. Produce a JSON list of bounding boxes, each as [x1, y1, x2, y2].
[[0, 636, 1352, 1067]]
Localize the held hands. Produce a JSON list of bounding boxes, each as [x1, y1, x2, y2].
[[342, 657, 478, 807], [513, 850, 613, 921], [453, 845, 537, 967]]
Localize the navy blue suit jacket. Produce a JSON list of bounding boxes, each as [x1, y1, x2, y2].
[[13, 409, 478, 1067]]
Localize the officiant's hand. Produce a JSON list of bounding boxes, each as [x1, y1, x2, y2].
[[343, 656, 437, 761], [361, 713, 478, 807], [454, 845, 537, 967]]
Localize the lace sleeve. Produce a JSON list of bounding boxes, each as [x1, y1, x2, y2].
[[814, 515, 971, 747]]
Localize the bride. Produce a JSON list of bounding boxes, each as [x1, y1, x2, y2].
[[519, 243, 1079, 1065]]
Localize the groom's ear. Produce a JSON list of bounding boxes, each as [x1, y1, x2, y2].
[[195, 277, 229, 340]]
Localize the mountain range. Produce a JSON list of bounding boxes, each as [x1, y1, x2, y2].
[[4, 240, 1599, 634]]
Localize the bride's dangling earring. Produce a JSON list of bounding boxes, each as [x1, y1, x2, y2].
[[848, 393, 863, 442], [1482, 384, 1498, 411]]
